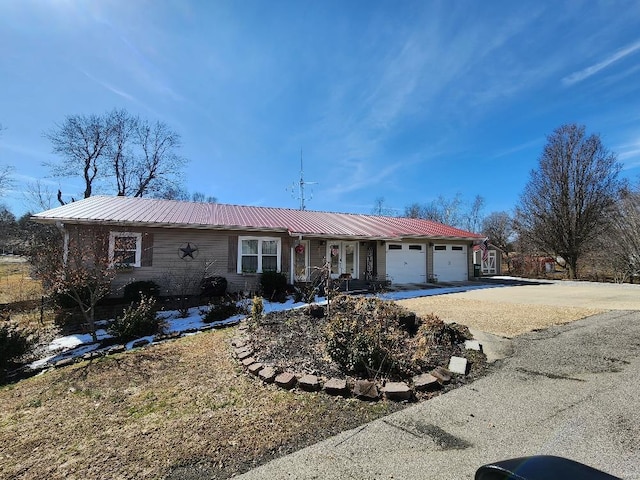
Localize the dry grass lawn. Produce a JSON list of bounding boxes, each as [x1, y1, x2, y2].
[[0, 328, 402, 480], [0, 259, 43, 305], [398, 296, 603, 338]]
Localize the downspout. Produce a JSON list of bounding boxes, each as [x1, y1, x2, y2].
[[55, 221, 68, 266]]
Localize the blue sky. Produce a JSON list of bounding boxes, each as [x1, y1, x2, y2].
[[1, 1, 639, 220]]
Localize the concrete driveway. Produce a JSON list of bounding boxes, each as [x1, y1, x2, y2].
[[238, 310, 640, 479], [397, 279, 640, 362], [454, 278, 640, 310], [237, 280, 640, 479]]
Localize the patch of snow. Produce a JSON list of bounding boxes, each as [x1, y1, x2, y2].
[[48, 329, 112, 351], [28, 283, 504, 372]]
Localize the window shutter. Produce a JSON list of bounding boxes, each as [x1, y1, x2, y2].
[[228, 235, 238, 272], [141, 232, 153, 267]]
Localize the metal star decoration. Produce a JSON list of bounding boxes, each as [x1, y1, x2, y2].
[[179, 242, 198, 259]]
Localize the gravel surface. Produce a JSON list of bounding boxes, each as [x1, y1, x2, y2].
[[397, 296, 603, 338]]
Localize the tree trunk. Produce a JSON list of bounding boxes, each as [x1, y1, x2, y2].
[[566, 260, 578, 279]]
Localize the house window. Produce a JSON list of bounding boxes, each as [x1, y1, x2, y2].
[[452, 246, 464, 251], [238, 236, 281, 273], [109, 232, 142, 267], [388, 244, 402, 250], [434, 245, 447, 251], [409, 245, 423, 250]]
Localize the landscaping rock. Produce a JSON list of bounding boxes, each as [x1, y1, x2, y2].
[[352, 380, 379, 400], [298, 374, 321, 391], [235, 348, 253, 360], [154, 332, 181, 342], [82, 351, 102, 361], [258, 367, 277, 383], [448, 356, 468, 375], [431, 366, 452, 384], [274, 372, 297, 389], [247, 362, 263, 375], [107, 345, 126, 355], [54, 357, 77, 368], [132, 339, 150, 349], [324, 378, 349, 396], [412, 373, 441, 391], [382, 382, 412, 401], [464, 340, 482, 351], [241, 356, 256, 367], [231, 339, 246, 348]]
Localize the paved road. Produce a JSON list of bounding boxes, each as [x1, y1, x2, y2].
[[239, 309, 640, 479]]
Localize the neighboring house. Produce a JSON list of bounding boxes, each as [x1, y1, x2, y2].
[[472, 243, 503, 276], [32, 196, 485, 295]]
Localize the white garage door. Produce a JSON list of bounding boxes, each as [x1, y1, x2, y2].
[[433, 244, 468, 282], [386, 243, 426, 284]]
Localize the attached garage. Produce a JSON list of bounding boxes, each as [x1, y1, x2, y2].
[[385, 243, 427, 284], [433, 244, 468, 282]]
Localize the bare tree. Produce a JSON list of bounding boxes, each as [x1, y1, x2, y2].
[[32, 225, 117, 342], [405, 193, 482, 229], [0, 124, 14, 198], [132, 119, 184, 197], [44, 109, 186, 201], [371, 196, 393, 216], [608, 189, 640, 282], [461, 195, 485, 232], [156, 184, 190, 201], [107, 108, 137, 196], [191, 191, 218, 203], [515, 124, 623, 279], [405, 197, 457, 224], [45, 113, 112, 202], [482, 211, 515, 272], [0, 165, 13, 197], [23, 180, 55, 211]]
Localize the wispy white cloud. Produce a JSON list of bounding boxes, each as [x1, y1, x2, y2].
[[492, 139, 544, 159], [325, 160, 406, 198], [0, 142, 50, 160], [562, 39, 640, 86], [616, 140, 640, 170], [79, 68, 136, 103]]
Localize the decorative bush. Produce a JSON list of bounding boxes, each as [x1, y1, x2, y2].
[[0, 321, 32, 371], [123, 280, 160, 303], [200, 276, 228, 297], [324, 295, 413, 377], [202, 300, 240, 323], [108, 295, 165, 341], [259, 271, 288, 301]]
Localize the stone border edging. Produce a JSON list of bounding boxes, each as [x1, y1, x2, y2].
[[231, 321, 482, 402]]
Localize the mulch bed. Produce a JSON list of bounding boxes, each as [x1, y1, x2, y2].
[[247, 294, 488, 390]]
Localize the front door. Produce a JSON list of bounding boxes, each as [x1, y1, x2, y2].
[[327, 242, 358, 279], [292, 240, 310, 281]]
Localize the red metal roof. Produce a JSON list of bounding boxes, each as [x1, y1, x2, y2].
[[32, 196, 484, 240]]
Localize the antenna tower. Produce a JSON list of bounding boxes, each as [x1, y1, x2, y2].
[[290, 150, 317, 210]]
